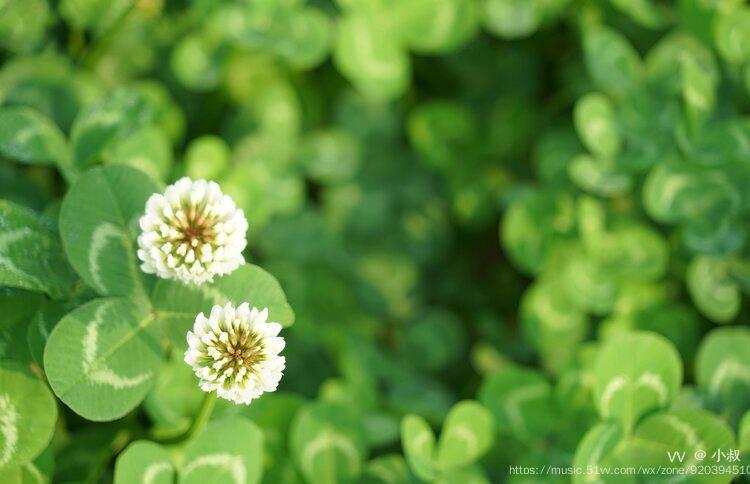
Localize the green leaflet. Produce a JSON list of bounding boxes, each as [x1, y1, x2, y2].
[[297, 129, 362, 184], [171, 33, 224, 92], [407, 100, 479, 173], [0, 200, 77, 299], [231, 392, 307, 460], [0, 447, 54, 484], [574, 410, 736, 483], [0, 106, 70, 167], [696, 327, 750, 425], [59, 164, 160, 299], [571, 422, 624, 484], [483, 0, 541, 39], [689, 119, 750, 168], [435, 401, 494, 470], [361, 454, 416, 484], [521, 277, 589, 372], [115, 419, 264, 484], [623, 304, 701, 362], [714, 7, 750, 64], [618, 410, 736, 483], [44, 297, 161, 421], [334, 14, 410, 102], [591, 225, 668, 283], [151, 263, 295, 350], [219, 147, 305, 230], [501, 190, 576, 275], [185, 136, 230, 181], [114, 441, 175, 484], [70, 89, 156, 166], [0, 0, 50, 53], [399, 0, 479, 54], [275, 8, 331, 69], [568, 154, 632, 197], [687, 256, 741, 324], [573, 92, 621, 160], [642, 162, 739, 225], [27, 299, 78, 367], [212, 2, 331, 71], [608, 0, 665, 29], [181, 417, 264, 484], [478, 366, 554, 443], [0, 362, 57, 471], [582, 25, 643, 95], [560, 244, 617, 315], [593, 331, 682, 430], [401, 401, 494, 481], [103, 126, 174, 182], [290, 402, 368, 484], [646, 32, 718, 94], [401, 414, 437, 481], [681, 54, 716, 130]]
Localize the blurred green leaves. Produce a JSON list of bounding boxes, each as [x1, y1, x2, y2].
[[593, 332, 682, 430], [3, 0, 750, 482], [0, 106, 69, 167], [0, 200, 77, 298], [402, 401, 494, 481]]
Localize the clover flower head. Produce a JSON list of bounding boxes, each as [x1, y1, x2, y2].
[[184, 302, 286, 404], [137, 177, 248, 285]]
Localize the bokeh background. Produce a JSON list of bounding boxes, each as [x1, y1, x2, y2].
[[4, 0, 750, 482]]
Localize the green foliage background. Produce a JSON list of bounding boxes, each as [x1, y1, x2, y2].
[[3, 0, 750, 482]]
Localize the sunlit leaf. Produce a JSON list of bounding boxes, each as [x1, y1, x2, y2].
[[59, 164, 159, 299]]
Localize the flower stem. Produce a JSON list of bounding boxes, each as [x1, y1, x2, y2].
[[154, 392, 216, 445], [186, 391, 216, 439]]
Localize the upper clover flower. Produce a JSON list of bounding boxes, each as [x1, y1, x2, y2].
[[137, 177, 248, 285], [184, 302, 286, 405]]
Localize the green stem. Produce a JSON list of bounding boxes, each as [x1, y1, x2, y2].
[[187, 391, 217, 439], [155, 392, 216, 445]]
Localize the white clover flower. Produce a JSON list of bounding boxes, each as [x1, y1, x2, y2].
[[137, 177, 248, 285], [184, 302, 286, 405]]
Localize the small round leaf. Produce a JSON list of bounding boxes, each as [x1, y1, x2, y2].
[[59, 164, 160, 299], [180, 417, 264, 484], [44, 298, 161, 421], [436, 401, 494, 470], [0, 362, 57, 470], [593, 331, 682, 428], [114, 441, 174, 484]]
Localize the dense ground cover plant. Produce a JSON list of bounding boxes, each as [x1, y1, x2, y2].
[[3, 0, 750, 483]]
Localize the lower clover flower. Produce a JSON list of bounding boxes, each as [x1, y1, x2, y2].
[[137, 177, 248, 285], [184, 302, 286, 405]]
